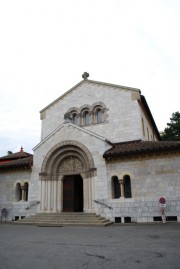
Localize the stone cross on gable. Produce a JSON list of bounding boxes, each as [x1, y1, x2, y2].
[[82, 72, 89, 80]]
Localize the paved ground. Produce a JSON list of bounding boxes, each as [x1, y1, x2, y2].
[[0, 223, 180, 269]]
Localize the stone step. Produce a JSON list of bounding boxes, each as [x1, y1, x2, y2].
[[17, 218, 108, 223], [34, 213, 98, 217], [18, 219, 106, 223], [14, 213, 113, 227], [20, 216, 105, 219], [20, 218, 106, 222], [14, 221, 110, 226]]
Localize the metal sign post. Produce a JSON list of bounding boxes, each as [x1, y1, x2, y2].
[[159, 197, 166, 224]]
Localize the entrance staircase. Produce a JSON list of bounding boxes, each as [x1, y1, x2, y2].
[[14, 213, 113, 227]]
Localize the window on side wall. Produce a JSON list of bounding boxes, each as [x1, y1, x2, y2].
[[24, 182, 29, 201], [124, 175, 132, 198], [15, 183, 22, 202], [112, 176, 120, 199]]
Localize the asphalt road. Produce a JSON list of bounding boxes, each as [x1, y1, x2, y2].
[[0, 223, 180, 269]]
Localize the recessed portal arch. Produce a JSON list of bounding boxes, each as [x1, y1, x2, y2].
[[41, 140, 95, 178], [40, 141, 96, 213]]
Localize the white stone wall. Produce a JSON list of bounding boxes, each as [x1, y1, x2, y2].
[[31, 121, 180, 223], [31, 122, 111, 211], [0, 170, 34, 221], [28, 79, 179, 223], [140, 109, 158, 141], [97, 153, 180, 222], [40, 81, 143, 143], [33, 124, 110, 174]]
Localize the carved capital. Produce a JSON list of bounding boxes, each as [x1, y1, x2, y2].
[[118, 179, 124, 185]]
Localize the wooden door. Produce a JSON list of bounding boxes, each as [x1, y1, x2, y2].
[[74, 175, 83, 212], [63, 176, 74, 212]]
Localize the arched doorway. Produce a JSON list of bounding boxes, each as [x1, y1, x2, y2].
[[40, 141, 96, 213], [63, 174, 83, 212]]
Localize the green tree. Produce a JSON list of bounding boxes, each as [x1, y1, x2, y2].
[[161, 112, 180, 141]]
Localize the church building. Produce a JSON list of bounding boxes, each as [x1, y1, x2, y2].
[[1, 73, 180, 224]]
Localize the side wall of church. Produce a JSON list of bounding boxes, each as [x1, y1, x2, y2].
[[139, 108, 158, 141], [0, 170, 32, 221], [97, 153, 180, 223], [40, 82, 144, 143]]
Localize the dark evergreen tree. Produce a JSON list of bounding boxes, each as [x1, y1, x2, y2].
[[161, 112, 180, 141]]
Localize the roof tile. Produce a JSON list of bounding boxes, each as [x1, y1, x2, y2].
[[103, 140, 180, 159]]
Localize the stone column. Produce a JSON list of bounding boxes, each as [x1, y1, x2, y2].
[[52, 179, 57, 213], [83, 177, 88, 212], [24, 186, 28, 201], [40, 179, 45, 212], [47, 179, 51, 212], [21, 185, 25, 201], [57, 176, 63, 212], [44, 179, 48, 211], [119, 179, 125, 198], [79, 113, 82, 126], [77, 113, 81, 126], [92, 111, 95, 124], [91, 177, 95, 211], [87, 178, 91, 212], [89, 111, 93, 125], [83, 177, 93, 212]]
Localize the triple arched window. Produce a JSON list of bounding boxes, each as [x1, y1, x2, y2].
[[67, 102, 107, 126]]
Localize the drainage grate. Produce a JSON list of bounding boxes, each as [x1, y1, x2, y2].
[[153, 216, 177, 222], [153, 216, 162, 222], [115, 217, 121, 223], [124, 217, 131, 223], [166, 216, 177, 222]]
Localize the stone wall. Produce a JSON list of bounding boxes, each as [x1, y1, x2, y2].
[[0, 170, 36, 221], [31, 122, 111, 212], [40, 81, 144, 143], [97, 153, 180, 223]]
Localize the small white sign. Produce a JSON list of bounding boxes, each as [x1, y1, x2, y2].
[[160, 204, 166, 207]]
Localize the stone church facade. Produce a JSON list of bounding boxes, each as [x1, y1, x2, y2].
[[1, 74, 180, 223]]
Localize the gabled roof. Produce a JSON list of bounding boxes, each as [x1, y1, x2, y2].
[[0, 156, 33, 170], [0, 150, 32, 161], [103, 140, 180, 159], [33, 122, 112, 151], [0, 148, 33, 171], [39, 76, 160, 138], [40, 78, 141, 113]]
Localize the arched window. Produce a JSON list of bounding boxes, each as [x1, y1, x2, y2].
[[97, 109, 103, 124], [72, 113, 78, 125], [112, 176, 120, 199], [83, 111, 90, 126], [15, 183, 22, 202], [124, 175, 132, 198], [24, 182, 29, 201]]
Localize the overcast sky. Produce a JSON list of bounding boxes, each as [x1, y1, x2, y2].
[[0, 0, 179, 156]]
